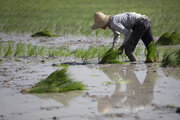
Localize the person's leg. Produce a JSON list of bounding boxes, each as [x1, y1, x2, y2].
[[141, 22, 153, 48], [141, 21, 158, 63], [125, 19, 148, 62]]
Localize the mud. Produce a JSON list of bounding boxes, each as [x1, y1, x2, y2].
[[0, 33, 180, 120]]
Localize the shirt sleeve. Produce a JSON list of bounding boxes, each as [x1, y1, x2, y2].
[[111, 21, 131, 47]]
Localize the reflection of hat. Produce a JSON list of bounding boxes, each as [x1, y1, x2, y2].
[[92, 12, 112, 30]]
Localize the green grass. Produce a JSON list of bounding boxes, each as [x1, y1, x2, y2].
[[0, 0, 179, 36], [22, 68, 87, 93]]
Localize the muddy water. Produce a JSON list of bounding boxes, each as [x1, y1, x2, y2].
[[0, 33, 180, 120], [0, 57, 180, 120]]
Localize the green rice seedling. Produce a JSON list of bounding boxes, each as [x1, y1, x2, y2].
[[14, 42, 26, 57], [99, 48, 121, 64], [161, 49, 180, 67], [145, 41, 159, 63], [0, 59, 2, 62], [97, 46, 109, 61], [156, 31, 180, 45], [0, 0, 179, 36], [27, 44, 32, 56], [29, 46, 38, 57], [62, 47, 72, 57], [0, 42, 3, 57], [22, 68, 86, 93], [37, 45, 45, 56], [4, 41, 14, 57], [72, 48, 86, 59], [81, 47, 99, 62], [48, 47, 54, 57], [31, 30, 58, 37]]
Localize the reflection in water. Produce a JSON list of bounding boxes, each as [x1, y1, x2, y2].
[[162, 67, 180, 80], [34, 91, 84, 106], [98, 64, 157, 114]]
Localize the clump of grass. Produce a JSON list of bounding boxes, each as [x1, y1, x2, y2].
[[161, 49, 180, 67], [22, 68, 86, 93], [99, 48, 121, 64], [31, 30, 58, 37], [145, 41, 159, 63], [156, 31, 180, 45]]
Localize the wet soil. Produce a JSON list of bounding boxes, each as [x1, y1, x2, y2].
[[0, 33, 180, 120]]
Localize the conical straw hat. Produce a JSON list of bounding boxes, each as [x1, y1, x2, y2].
[[92, 12, 111, 30]]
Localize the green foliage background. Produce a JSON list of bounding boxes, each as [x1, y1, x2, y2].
[[0, 0, 179, 36]]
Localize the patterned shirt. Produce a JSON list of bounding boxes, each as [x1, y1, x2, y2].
[[108, 12, 148, 47]]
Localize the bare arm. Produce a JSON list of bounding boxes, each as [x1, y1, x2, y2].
[[111, 22, 131, 50], [112, 31, 120, 47]]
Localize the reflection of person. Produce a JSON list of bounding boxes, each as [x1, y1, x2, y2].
[[92, 11, 157, 62], [98, 64, 156, 114]]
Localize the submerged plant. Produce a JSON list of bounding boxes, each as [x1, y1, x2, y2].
[[22, 68, 86, 93], [161, 49, 180, 67]]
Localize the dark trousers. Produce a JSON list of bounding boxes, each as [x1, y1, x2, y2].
[[125, 18, 154, 62]]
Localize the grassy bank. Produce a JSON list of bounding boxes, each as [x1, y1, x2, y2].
[[0, 0, 179, 36]]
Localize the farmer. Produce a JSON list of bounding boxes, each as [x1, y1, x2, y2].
[[92, 11, 157, 62]]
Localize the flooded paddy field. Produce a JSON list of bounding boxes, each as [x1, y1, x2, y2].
[[0, 34, 180, 120]]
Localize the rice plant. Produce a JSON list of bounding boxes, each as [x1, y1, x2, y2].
[[0, 42, 3, 57], [4, 41, 14, 57], [0, 0, 179, 36], [14, 42, 26, 57], [22, 68, 87, 93], [80, 47, 98, 62], [161, 49, 180, 67], [28, 46, 38, 57], [37, 45, 45, 56]]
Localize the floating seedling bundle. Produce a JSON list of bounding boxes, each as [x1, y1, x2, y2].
[[22, 68, 86, 93]]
